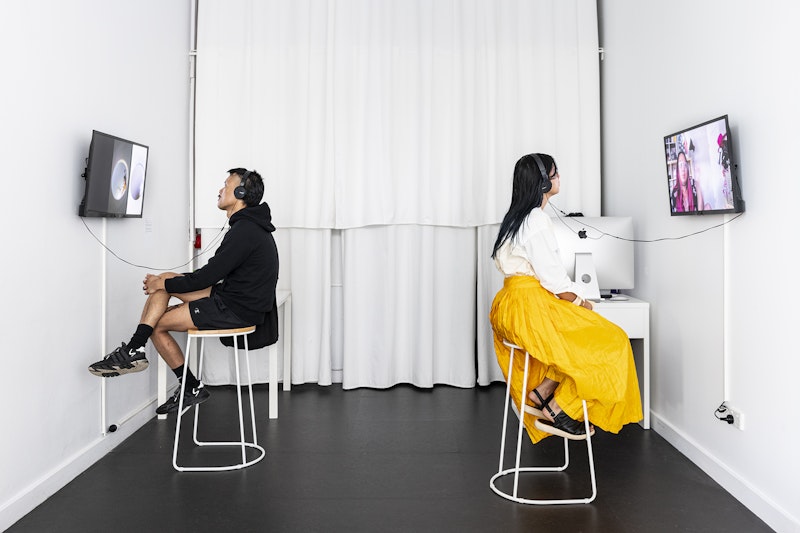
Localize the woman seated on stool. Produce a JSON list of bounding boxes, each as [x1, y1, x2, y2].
[[490, 153, 642, 441]]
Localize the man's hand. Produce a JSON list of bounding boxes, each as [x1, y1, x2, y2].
[[143, 272, 181, 295], [143, 274, 163, 295]]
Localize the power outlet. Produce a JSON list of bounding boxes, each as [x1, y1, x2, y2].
[[726, 405, 745, 431]]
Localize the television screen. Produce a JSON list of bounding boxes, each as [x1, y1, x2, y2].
[[79, 130, 149, 218], [663, 115, 744, 215]]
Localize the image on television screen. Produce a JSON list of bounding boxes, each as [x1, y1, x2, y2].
[[663, 115, 744, 215], [79, 131, 149, 218]]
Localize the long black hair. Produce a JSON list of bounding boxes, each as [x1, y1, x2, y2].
[[491, 153, 556, 258]]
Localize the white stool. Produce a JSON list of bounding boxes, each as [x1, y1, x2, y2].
[[489, 340, 597, 504], [172, 326, 265, 472]]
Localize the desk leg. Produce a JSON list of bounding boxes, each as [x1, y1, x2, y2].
[[631, 337, 650, 430], [282, 295, 292, 391], [268, 344, 278, 419], [643, 330, 650, 430], [157, 357, 167, 421]]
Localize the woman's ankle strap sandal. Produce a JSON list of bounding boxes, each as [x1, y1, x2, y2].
[[524, 389, 554, 418], [535, 410, 595, 441]]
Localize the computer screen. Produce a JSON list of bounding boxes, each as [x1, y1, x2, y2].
[[550, 215, 634, 299]]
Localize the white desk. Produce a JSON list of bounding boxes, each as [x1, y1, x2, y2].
[[593, 297, 650, 429], [157, 289, 292, 421]]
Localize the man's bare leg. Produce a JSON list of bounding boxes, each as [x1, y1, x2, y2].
[[150, 303, 195, 369]]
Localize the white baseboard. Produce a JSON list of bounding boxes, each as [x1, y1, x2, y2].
[[0, 401, 156, 532], [651, 412, 799, 533]]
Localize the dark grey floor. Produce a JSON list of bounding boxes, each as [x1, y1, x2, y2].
[[9, 383, 772, 533]]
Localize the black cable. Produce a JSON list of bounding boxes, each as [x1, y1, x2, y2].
[[714, 402, 734, 424], [80, 217, 227, 270], [548, 201, 744, 243]]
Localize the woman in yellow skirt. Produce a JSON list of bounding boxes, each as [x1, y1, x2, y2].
[[490, 153, 642, 442]]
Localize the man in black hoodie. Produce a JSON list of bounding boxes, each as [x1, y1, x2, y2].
[[88, 168, 279, 414]]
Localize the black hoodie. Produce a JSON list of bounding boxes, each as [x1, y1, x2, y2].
[[165, 203, 279, 327]]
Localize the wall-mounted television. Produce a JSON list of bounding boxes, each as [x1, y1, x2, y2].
[[663, 115, 744, 215], [79, 130, 149, 218]]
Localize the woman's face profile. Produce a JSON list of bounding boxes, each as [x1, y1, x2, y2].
[[546, 165, 560, 196], [677, 153, 689, 185]]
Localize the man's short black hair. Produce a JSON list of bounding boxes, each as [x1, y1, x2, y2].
[[228, 168, 264, 207]]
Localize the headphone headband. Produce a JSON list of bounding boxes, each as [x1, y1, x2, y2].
[[531, 154, 552, 194]]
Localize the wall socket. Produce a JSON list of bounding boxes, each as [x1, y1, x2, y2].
[[726, 404, 745, 431]]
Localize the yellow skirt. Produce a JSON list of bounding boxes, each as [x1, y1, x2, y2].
[[490, 275, 643, 443]]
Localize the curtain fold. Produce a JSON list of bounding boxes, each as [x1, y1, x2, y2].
[[340, 225, 477, 389], [476, 224, 505, 385]]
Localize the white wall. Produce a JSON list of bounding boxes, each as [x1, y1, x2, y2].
[[0, 1, 191, 529], [599, 2, 799, 531]]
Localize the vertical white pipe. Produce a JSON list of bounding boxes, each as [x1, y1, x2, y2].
[[100, 218, 108, 435], [722, 215, 731, 401], [189, 0, 198, 257]]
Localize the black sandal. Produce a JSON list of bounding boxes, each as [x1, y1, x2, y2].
[[524, 389, 554, 418], [534, 403, 595, 440]]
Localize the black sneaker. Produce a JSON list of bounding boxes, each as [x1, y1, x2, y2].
[[156, 383, 210, 415], [88, 343, 148, 377]]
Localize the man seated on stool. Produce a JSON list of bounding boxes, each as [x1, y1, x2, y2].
[[88, 168, 279, 415]]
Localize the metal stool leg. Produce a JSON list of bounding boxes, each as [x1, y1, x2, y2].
[[489, 340, 597, 504], [172, 327, 266, 472]]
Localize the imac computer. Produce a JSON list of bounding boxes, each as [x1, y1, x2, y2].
[[550, 215, 634, 301]]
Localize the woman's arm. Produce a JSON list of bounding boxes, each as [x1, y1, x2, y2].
[[520, 213, 586, 298]]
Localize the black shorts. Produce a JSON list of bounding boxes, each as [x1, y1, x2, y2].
[[188, 287, 250, 330]]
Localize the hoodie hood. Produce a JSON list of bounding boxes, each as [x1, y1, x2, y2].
[[229, 202, 276, 232]]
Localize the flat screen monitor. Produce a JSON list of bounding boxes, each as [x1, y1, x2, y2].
[[550, 215, 634, 300], [663, 115, 745, 215], [79, 130, 149, 218]]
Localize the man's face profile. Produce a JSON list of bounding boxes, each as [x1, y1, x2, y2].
[[217, 173, 241, 211]]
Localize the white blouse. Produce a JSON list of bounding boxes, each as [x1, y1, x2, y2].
[[493, 208, 584, 297]]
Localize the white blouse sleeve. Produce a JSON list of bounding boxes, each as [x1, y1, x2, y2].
[[518, 213, 585, 297]]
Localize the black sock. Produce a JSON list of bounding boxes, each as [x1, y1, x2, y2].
[[172, 365, 201, 390], [127, 324, 154, 351]]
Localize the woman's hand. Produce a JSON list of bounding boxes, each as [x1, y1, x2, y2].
[[557, 291, 593, 311]]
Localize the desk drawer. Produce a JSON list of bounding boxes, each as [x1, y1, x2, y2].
[[595, 306, 647, 338]]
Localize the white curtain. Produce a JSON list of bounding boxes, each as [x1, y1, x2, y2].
[[194, 0, 600, 388], [341, 225, 477, 389]]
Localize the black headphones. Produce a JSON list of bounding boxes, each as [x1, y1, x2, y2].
[[531, 154, 553, 194], [234, 170, 251, 200]]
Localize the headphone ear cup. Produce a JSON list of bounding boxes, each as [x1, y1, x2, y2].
[[541, 178, 552, 194], [234, 170, 251, 200]]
